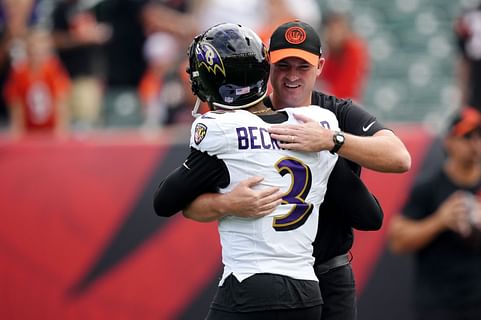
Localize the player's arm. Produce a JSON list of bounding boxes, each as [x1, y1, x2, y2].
[[183, 177, 284, 221], [326, 158, 383, 230], [153, 148, 229, 218]]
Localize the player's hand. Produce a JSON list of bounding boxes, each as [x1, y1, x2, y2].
[[268, 113, 332, 152], [223, 176, 283, 218]]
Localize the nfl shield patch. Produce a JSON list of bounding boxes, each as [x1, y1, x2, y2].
[[194, 123, 207, 145]]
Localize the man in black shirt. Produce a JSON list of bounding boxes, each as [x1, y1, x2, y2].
[[184, 21, 411, 320], [154, 22, 384, 320], [389, 107, 481, 320]]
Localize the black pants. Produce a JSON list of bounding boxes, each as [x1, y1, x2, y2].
[[205, 305, 322, 320], [206, 273, 322, 320], [316, 263, 356, 320]]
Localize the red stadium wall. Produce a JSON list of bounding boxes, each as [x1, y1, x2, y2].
[[0, 125, 433, 320]]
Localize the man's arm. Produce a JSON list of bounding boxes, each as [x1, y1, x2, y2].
[[338, 129, 411, 173], [269, 114, 411, 173], [183, 176, 284, 222], [325, 158, 383, 230], [389, 191, 471, 254], [153, 148, 283, 222]]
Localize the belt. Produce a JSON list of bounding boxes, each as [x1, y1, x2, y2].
[[314, 253, 350, 275]]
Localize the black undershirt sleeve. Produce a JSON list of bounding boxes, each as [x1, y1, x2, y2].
[[324, 158, 384, 230], [153, 148, 229, 217]]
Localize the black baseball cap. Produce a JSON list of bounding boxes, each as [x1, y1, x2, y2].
[[269, 20, 322, 66], [448, 107, 481, 137]]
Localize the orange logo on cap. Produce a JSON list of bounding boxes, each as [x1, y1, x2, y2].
[[285, 26, 306, 44]]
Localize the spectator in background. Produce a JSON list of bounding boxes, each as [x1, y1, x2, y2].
[[89, 0, 198, 128], [51, 0, 111, 129], [455, 2, 481, 112], [0, 0, 37, 126], [138, 32, 183, 128], [192, 0, 321, 45], [317, 12, 369, 102], [193, 0, 266, 34], [3, 28, 70, 138], [389, 107, 481, 320], [257, 0, 295, 43], [140, 0, 197, 43], [95, 0, 147, 90]]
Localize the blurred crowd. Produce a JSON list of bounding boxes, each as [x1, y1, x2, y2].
[[0, 0, 299, 137], [0, 0, 373, 139], [1, 0, 480, 140]]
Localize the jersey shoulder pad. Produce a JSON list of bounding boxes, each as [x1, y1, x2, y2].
[[189, 115, 226, 154]]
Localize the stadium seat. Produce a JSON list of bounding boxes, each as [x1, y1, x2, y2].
[[325, 0, 461, 123], [103, 88, 143, 127]]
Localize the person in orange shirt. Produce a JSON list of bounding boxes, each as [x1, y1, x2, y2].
[[317, 12, 369, 102], [4, 28, 71, 138]]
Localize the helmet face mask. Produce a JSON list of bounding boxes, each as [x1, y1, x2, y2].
[[187, 23, 270, 111]]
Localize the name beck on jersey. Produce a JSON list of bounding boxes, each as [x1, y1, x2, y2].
[[236, 126, 281, 150]]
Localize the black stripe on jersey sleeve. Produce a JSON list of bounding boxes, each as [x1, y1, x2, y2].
[[153, 148, 229, 217]]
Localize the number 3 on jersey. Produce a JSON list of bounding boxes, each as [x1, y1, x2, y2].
[[273, 157, 314, 231]]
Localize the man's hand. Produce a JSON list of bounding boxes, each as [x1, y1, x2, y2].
[[436, 191, 472, 237], [472, 197, 481, 231], [183, 176, 284, 222], [269, 113, 332, 152], [272, 112, 411, 173], [223, 176, 284, 218]]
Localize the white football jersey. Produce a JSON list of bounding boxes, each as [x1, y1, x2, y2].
[[189, 106, 339, 285]]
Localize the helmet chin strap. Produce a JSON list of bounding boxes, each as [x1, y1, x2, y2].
[[191, 98, 202, 118]]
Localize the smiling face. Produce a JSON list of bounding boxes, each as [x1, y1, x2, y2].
[[269, 57, 323, 110]]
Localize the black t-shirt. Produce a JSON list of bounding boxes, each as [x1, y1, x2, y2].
[[402, 170, 481, 310], [95, 0, 147, 86], [264, 91, 386, 263], [52, 2, 105, 78]]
